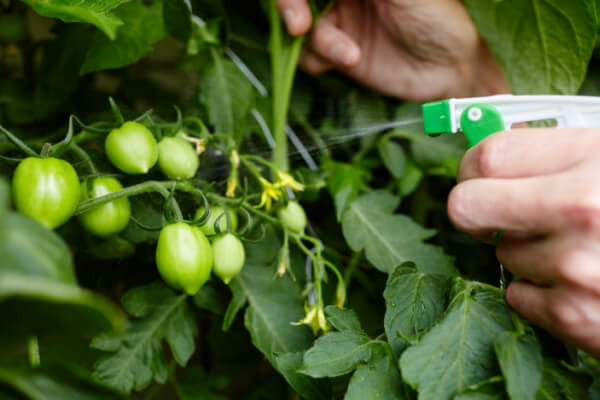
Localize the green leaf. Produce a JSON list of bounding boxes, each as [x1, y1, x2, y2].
[[91, 282, 197, 394], [494, 332, 542, 400], [454, 379, 507, 400], [398, 160, 423, 197], [0, 365, 125, 400], [172, 366, 229, 400], [274, 352, 331, 400], [536, 359, 592, 400], [162, 0, 192, 42], [378, 138, 406, 179], [400, 280, 514, 400], [299, 331, 372, 378], [322, 159, 371, 221], [80, 0, 167, 75], [1, 212, 76, 284], [193, 282, 225, 315], [0, 178, 9, 215], [34, 24, 93, 121], [344, 343, 405, 400], [391, 104, 466, 177], [225, 231, 326, 398], [464, 0, 600, 94], [383, 263, 451, 356], [0, 274, 125, 339], [199, 50, 255, 142], [324, 306, 363, 333], [341, 191, 456, 276], [121, 195, 163, 244], [17, 0, 126, 39]]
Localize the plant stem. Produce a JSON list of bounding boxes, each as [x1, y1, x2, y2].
[[74, 181, 182, 219], [69, 143, 98, 174], [269, 0, 305, 172]]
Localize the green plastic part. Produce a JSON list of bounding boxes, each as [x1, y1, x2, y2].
[[422, 100, 452, 135], [460, 103, 505, 147]]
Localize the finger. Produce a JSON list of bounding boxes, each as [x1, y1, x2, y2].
[[448, 173, 568, 236], [308, 17, 361, 67], [507, 281, 600, 355], [299, 48, 333, 75], [277, 0, 312, 36], [458, 128, 600, 182], [498, 234, 600, 287], [506, 280, 553, 327]]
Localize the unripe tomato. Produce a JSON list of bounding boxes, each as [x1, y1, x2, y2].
[[211, 233, 245, 284], [278, 201, 307, 233], [105, 122, 158, 175], [155, 223, 213, 295], [12, 157, 81, 229], [78, 177, 131, 236], [157, 137, 199, 179], [195, 205, 238, 236]]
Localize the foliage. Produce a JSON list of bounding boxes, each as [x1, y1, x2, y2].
[[1, 0, 600, 399]]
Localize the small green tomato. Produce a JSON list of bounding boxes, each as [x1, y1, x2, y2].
[[105, 121, 158, 175], [157, 137, 199, 179], [195, 205, 238, 236], [211, 233, 245, 284], [12, 157, 81, 229], [155, 223, 213, 295], [78, 177, 131, 236], [277, 201, 307, 233]]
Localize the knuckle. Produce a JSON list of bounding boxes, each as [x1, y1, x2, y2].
[[447, 185, 469, 228], [547, 298, 582, 332], [557, 187, 600, 234], [475, 137, 503, 177]]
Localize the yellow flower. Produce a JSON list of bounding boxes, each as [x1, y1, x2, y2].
[[276, 171, 305, 192], [292, 304, 329, 335], [277, 259, 287, 277], [226, 173, 238, 198], [256, 177, 282, 211]]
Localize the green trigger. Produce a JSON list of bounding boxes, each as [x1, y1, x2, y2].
[[460, 103, 505, 147]]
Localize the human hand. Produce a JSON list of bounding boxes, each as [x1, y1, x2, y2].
[[448, 128, 600, 356], [276, 0, 509, 100]]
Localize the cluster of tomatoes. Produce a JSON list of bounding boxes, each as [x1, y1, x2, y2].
[[10, 121, 245, 295]]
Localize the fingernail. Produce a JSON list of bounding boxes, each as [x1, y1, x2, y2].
[[283, 8, 297, 30], [330, 43, 359, 66]]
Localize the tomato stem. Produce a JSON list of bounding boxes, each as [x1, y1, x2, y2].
[[69, 143, 98, 174], [0, 123, 39, 157]]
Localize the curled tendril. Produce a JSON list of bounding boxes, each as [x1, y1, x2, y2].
[[171, 105, 183, 135], [162, 183, 183, 224], [71, 115, 115, 133], [234, 207, 252, 236], [133, 109, 155, 124], [189, 192, 211, 227], [240, 223, 266, 243], [130, 215, 165, 231]]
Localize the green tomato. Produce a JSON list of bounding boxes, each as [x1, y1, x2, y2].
[[105, 121, 158, 175], [155, 223, 213, 295], [78, 177, 131, 236], [278, 201, 307, 233], [211, 233, 245, 284], [195, 205, 238, 236], [12, 157, 81, 229], [157, 137, 199, 179]]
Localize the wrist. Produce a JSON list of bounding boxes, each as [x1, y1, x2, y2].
[[473, 40, 511, 96]]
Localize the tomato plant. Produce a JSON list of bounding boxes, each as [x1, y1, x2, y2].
[[195, 205, 238, 236], [12, 157, 81, 229], [157, 136, 199, 179], [1, 0, 599, 399], [78, 177, 131, 236], [105, 121, 158, 175], [155, 222, 213, 295], [211, 233, 245, 284]]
